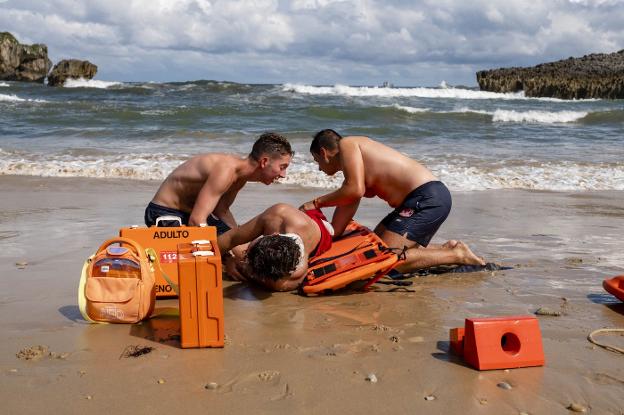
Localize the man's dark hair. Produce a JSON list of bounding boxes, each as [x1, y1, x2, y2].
[[310, 129, 342, 155], [250, 132, 294, 161], [246, 235, 301, 281]]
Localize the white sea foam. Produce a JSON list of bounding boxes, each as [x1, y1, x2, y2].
[[393, 105, 589, 123], [0, 93, 47, 103], [0, 94, 25, 102], [432, 160, 624, 191], [0, 82, 9, 87], [139, 109, 176, 116], [0, 150, 181, 181], [1, 150, 622, 192], [392, 104, 430, 113], [285, 83, 595, 102], [283, 83, 527, 100], [279, 154, 343, 189], [492, 110, 588, 123], [63, 78, 122, 89]]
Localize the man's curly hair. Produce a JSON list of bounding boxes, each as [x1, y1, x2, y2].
[[250, 132, 294, 161], [246, 235, 301, 281]]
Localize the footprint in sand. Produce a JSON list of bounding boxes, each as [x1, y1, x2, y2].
[[218, 370, 292, 400]]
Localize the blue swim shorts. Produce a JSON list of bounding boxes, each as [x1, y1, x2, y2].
[[144, 202, 231, 235], [379, 181, 452, 247]]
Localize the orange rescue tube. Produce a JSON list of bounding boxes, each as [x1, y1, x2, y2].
[[603, 275, 624, 302]]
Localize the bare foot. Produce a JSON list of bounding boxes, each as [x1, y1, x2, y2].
[[454, 242, 486, 266], [442, 240, 459, 249]]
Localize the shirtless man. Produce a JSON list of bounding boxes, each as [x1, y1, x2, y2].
[[145, 132, 293, 233], [217, 204, 333, 292], [300, 129, 485, 273]]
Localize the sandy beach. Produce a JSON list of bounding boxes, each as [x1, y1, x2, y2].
[[1, 175, 623, 414]]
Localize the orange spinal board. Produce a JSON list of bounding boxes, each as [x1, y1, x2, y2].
[[300, 222, 399, 295], [119, 225, 217, 297], [177, 240, 224, 348], [450, 316, 545, 370]]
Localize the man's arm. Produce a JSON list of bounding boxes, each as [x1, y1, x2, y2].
[[302, 139, 366, 210], [189, 167, 234, 226], [212, 179, 246, 229], [331, 200, 360, 237], [217, 212, 265, 253]]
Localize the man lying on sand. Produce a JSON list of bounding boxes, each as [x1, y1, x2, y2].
[[217, 204, 333, 291], [145, 132, 293, 234], [300, 129, 485, 273]]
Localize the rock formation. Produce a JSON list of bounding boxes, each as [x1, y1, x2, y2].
[[47, 59, 98, 87], [476, 50, 624, 99], [0, 32, 52, 83]]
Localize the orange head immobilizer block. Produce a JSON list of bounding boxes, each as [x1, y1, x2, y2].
[[177, 240, 224, 348], [449, 316, 545, 370]]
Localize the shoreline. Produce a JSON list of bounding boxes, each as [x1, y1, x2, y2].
[[1, 175, 623, 414]]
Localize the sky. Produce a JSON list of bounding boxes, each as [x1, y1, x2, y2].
[[1, 0, 623, 86]]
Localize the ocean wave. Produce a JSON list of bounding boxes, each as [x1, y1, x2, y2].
[[434, 160, 624, 191], [283, 83, 523, 100], [0, 93, 47, 103], [282, 83, 591, 102], [492, 110, 588, 123], [0, 150, 182, 181], [139, 109, 177, 116], [391, 104, 430, 113], [0, 82, 9, 87], [63, 78, 123, 89], [1, 150, 622, 192], [391, 105, 588, 123]]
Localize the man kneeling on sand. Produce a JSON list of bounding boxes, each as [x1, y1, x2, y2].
[[217, 204, 333, 292], [300, 129, 485, 273], [145, 132, 293, 233]]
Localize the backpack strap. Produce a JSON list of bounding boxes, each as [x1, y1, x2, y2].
[[77, 254, 99, 323], [145, 248, 179, 296]]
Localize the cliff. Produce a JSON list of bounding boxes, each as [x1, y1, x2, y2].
[[476, 50, 624, 99], [0, 32, 52, 83]]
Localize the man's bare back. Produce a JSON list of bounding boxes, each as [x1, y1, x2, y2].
[[218, 204, 322, 258], [151, 154, 243, 213], [303, 129, 485, 272], [346, 136, 437, 207]]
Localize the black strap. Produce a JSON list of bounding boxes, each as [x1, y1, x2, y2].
[[307, 239, 371, 268]]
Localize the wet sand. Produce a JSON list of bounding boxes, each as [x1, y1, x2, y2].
[[1, 175, 623, 414]]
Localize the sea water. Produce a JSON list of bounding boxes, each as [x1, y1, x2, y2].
[[1, 79, 622, 191]]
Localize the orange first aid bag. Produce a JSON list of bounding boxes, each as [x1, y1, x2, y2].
[[119, 221, 217, 297], [78, 237, 156, 323]]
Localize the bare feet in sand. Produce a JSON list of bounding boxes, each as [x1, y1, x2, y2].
[[442, 240, 459, 249], [454, 241, 486, 266]]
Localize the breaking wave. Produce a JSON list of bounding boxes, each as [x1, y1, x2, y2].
[[63, 78, 123, 89], [282, 83, 592, 101], [1, 149, 621, 191], [0, 93, 47, 103], [391, 105, 589, 123]]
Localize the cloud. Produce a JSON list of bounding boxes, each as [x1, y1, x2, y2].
[[0, 0, 622, 85]]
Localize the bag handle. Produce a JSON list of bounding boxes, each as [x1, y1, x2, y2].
[[155, 215, 183, 227], [95, 237, 148, 263]]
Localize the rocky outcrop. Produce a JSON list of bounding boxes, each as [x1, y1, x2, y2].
[[0, 32, 52, 83], [47, 59, 97, 86], [477, 50, 624, 99]]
